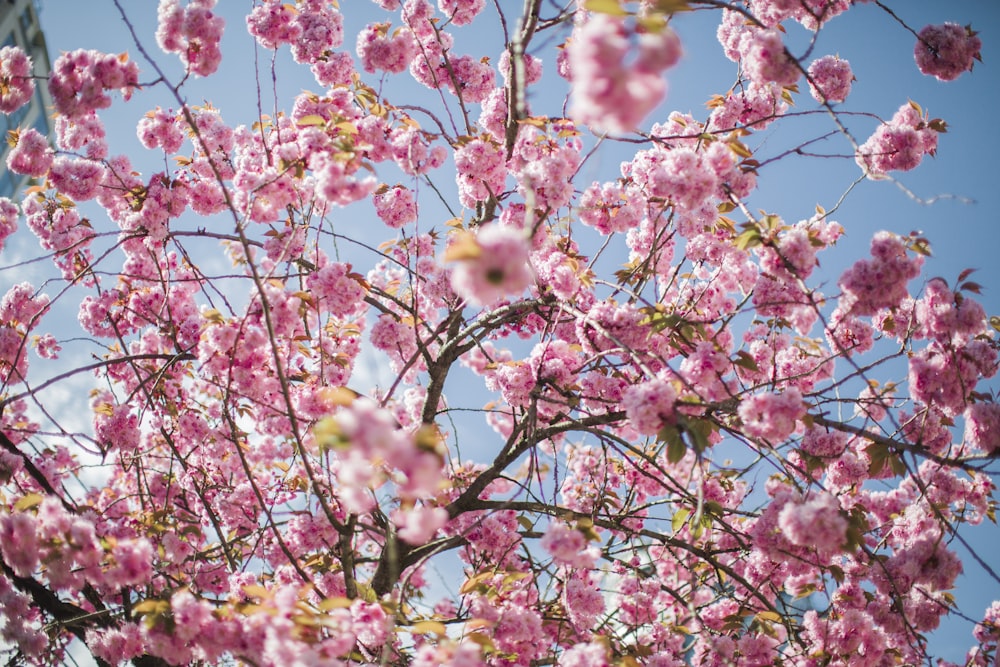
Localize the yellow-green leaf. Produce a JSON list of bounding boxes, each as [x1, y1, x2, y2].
[[13, 493, 44, 512], [583, 0, 628, 16], [410, 620, 447, 635]]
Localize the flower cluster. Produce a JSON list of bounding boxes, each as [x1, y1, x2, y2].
[[915, 22, 981, 81], [738, 388, 805, 442], [0, 45, 34, 113], [807, 54, 853, 103], [156, 0, 225, 77], [47, 49, 139, 119], [856, 102, 941, 177], [448, 225, 532, 307], [568, 14, 681, 134], [838, 232, 923, 316]]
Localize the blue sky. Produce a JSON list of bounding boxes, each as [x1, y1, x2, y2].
[[22, 0, 1000, 662]]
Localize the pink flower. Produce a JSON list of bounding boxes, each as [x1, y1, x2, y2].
[[393, 505, 449, 544], [0, 198, 17, 251], [373, 184, 418, 228], [305, 261, 367, 318], [856, 102, 940, 178], [5, 128, 53, 178], [622, 377, 678, 436], [743, 29, 799, 87], [156, 0, 225, 77], [0, 511, 40, 576], [311, 51, 354, 87], [560, 641, 609, 667], [738, 388, 805, 442], [838, 232, 922, 316], [807, 55, 853, 103], [137, 107, 185, 153], [541, 521, 599, 568], [48, 49, 139, 119], [0, 46, 35, 113], [290, 0, 344, 64], [777, 491, 847, 553], [440, 0, 485, 26], [107, 539, 155, 587], [48, 157, 106, 201], [357, 22, 417, 74], [965, 402, 1000, 454], [454, 138, 506, 208], [447, 225, 532, 307], [915, 23, 981, 81], [246, 0, 300, 49], [568, 14, 680, 134]]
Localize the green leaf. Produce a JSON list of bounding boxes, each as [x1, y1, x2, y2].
[[410, 620, 447, 635], [733, 228, 762, 251], [583, 0, 628, 16], [13, 493, 44, 512], [659, 424, 685, 463], [671, 508, 690, 534]]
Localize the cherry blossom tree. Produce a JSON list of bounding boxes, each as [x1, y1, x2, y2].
[[0, 0, 997, 665]]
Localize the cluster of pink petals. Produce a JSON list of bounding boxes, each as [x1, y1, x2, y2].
[[48, 48, 139, 120], [5, 127, 53, 178], [0, 45, 34, 113], [856, 102, 940, 177], [373, 184, 418, 228], [540, 521, 599, 568], [964, 402, 1000, 454], [622, 376, 678, 436], [568, 14, 681, 134], [439, 0, 485, 26], [156, 0, 225, 77], [449, 224, 532, 307], [738, 387, 805, 442], [915, 22, 981, 81], [777, 491, 847, 552], [807, 54, 853, 103], [357, 22, 417, 74], [838, 232, 922, 316]]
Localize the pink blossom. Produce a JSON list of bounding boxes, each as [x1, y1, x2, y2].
[[373, 184, 418, 228], [393, 505, 449, 544], [290, 0, 344, 64], [0, 511, 39, 576], [440, 0, 485, 26], [305, 261, 367, 317], [137, 107, 185, 153], [622, 377, 678, 436], [448, 225, 532, 307], [807, 55, 853, 103], [156, 0, 225, 77], [915, 23, 981, 81], [569, 14, 680, 134], [856, 102, 940, 177], [107, 539, 155, 587], [743, 29, 799, 87], [838, 232, 922, 316], [738, 388, 805, 442], [540, 521, 598, 568], [965, 402, 1000, 454], [48, 49, 140, 119], [5, 127, 53, 177], [0, 45, 35, 113], [454, 138, 506, 208], [311, 51, 354, 87], [246, 0, 300, 49], [560, 641, 609, 667], [357, 22, 417, 74], [777, 491, 847, 552], [0, 198, 17, 250]]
